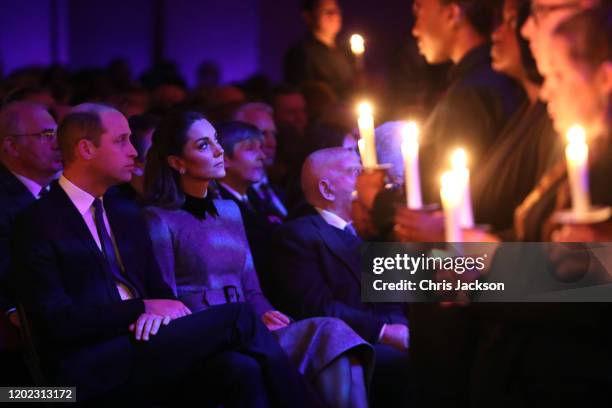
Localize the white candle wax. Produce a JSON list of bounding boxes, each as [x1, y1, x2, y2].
[[451, 148, 474, 228], [357, 102, 377, 168], [441, 171, 463, 242], [401, 122, 422, 209], [565, 125, 591, 217]]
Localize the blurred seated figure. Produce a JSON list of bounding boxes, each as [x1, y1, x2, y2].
[[143, 112, 372, 408], [0, 101, 62, 385], [233, 103, 288, 216], [270, 147, 414, 407], [111, 113, 159, 206], [271, 84, 308, 137]]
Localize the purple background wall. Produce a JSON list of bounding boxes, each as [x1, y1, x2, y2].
[[0, 0, 414, 85]]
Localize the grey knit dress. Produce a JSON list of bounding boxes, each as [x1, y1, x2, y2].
[[143, 198, 373, 381]]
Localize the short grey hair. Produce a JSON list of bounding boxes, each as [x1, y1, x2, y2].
[[375, 121, 409, 184]]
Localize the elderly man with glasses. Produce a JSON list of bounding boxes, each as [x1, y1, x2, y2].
[[0, 101, 62, 384]]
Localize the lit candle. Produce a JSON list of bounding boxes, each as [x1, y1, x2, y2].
[[440, 171, 463, 242], [357, 102, 378, 168], [451, 148, 474, 228], [350, 34, 365, 70], [565, 125, 591, 217], [401, 121, 422, 209]]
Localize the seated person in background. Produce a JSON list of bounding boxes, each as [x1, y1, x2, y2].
[[143, 111, 372, 408], [270, 147, 413, 407], [11, 103, 322, 407], [271, 84, 309, 137], [111, 113, 159, 206], [233, 103, 289, 220], [216, 122, 282, 281], [0, 101, 62, 384]]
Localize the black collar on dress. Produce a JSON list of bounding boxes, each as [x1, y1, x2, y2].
[[182, 193, 219, 220]]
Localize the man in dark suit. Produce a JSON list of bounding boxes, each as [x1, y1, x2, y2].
[[11, 103, 320, 407], [0, 101, 62, 384], [270, 147, 413, 407], [216, 121, 284, 287]]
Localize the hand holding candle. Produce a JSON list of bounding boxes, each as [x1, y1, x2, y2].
[[357, 102, 378, 168], [401, 121, 422, 209], [565, 125, 591, 218]]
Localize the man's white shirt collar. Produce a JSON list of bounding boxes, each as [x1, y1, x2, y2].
[[315, 207, 350, 231], [58, 175, 100, 215], [11, 171, 45, 198], [219, 182, 248, 202]]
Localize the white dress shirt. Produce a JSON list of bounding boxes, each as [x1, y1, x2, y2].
[[58, 175, 134, 300], [219, 182, 249, 204]]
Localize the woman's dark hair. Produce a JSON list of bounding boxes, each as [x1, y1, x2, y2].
[[144, 110, 205, 208], [554, 4, 612, 71], [516, 0, 543, 84]]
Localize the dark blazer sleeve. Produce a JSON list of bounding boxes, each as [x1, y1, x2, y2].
[[272, 222, 386, 343], [12, 211, 145, 347]]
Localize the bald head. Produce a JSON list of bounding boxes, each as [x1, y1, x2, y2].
[[301, 147, 361, 212]]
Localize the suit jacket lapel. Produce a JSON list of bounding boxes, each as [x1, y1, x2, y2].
[[0, 164, 37, 210], [310, 214, 361, 283], [48, 184, 116, 300]]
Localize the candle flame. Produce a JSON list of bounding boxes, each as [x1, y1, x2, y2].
[[402, 121, 419, 143], [566, 125, 586, 145], [357, 102, 373, 117], [451, 148, 467, 170], [350, 34, 365, 55]]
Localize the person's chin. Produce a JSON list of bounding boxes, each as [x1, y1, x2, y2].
[[215, 168, 226, 179]]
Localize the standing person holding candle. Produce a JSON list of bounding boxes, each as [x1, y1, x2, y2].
[[412, 0, 524, 203], [284, 0, 358, 101], [467, 7, 612, 407]]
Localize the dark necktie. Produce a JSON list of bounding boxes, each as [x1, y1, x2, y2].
[[343, 222, 358, 237], [37, 186, 49, 199], [92, 198, 139, 298]]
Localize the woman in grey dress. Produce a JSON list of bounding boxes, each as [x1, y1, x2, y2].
[[142, 110, 373, 408]]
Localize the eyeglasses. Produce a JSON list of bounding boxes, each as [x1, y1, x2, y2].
[[10, 130, 57, 142], [530, 1, 580, 25]]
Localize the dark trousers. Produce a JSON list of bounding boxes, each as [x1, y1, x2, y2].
[[370, 344, 415, 408], [62, 303, 321, 407]]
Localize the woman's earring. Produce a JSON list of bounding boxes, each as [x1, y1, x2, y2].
[[180, 169, 186, 175]]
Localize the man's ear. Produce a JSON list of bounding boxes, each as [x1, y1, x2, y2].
[[447, 3, 463, 28], [76, 139, 96, 161], [318, 179, 335, 202], [2, 136, 19, 157], [167, 155, 185, 174]]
